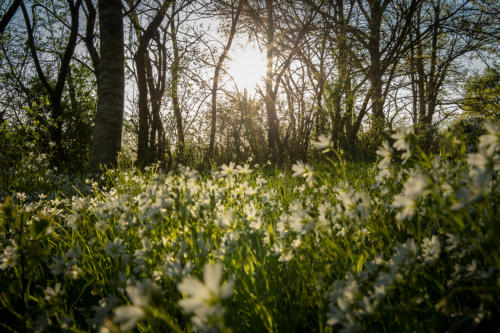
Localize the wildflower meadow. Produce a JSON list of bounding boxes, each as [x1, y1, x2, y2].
[[1, 122, 499, 332]]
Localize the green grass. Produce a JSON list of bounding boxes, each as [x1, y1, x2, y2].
[[0, 124, 499, 332]]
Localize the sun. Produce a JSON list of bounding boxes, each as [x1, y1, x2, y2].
[[227, 42, 266, 93]]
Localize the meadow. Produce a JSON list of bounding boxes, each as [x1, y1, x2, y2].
[[0, 123, 499, 332]]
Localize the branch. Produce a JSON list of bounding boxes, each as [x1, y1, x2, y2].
[[0, 0, 22, 35]]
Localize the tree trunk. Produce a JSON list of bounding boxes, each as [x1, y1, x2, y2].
[[206, 0, 243, 164], [170, 3, 185, 158], [135, 49, 151, 165], [265, 0, 280, 160], [132, 1, 170, 166], [90, 0, 124, 171], [368, 1, 384, 139]]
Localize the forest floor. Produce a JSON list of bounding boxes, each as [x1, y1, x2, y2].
[[0, 125, 499, 332]]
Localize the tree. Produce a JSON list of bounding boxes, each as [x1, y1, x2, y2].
[[241, 0, 316, 161], [405, 0, 497, 149], [206, 0, 244, 164], [129, 0, 172, 166], [169, 0, 186, 159], [461, 65, 500, 119], [21, 0, 83, 165], [90, 0, 125, 170]]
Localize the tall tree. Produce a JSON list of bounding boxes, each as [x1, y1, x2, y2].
[[406, 0, 497, 149], [241, 0, 315, 161], [131, 0, 172, 166], [169, 0, 186, 158], [21, 0, 83, 164], [206, 0, 244, 163], [264, 0, 280, 158], [90, 0, 124, 170]]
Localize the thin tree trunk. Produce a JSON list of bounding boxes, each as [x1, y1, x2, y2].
[[170, 3, 185, 157], [265, 0, 280, 160], [206, 0, 243, 164], [133, 1, 170, 166]]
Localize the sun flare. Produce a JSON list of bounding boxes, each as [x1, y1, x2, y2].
[[227, 43, 266, 93]]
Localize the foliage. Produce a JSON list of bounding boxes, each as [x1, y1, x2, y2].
[[0, 122, 499, 331], [462, 66, 500, 119], [0, 64, 96, 173]]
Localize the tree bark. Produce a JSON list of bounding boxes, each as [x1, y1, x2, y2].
[[366, 0, 385, 139], [170, 2, 185, 158], [90, 0, 124, 171]]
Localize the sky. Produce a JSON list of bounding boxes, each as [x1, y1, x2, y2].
[[227, 40, 266, 94]]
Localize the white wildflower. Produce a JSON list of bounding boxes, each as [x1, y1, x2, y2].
[[422, 235, 441, 264], [391, 129, 410, 152], [479, 121, 500, 156], [220, 162, 236, 177], [376, 141, 393, 160], [313, 134, 332, 152], [292, 161, 314, 185], [177, 262, 233, 331], [236, 164, 252, 175], [0, 240, 18, 270], [114, 280, 157, 331], [105, 239, 126, 259], [392, 239, 418, 266], [217, 210, 235, 229], [44, 283, 63, 302], [392, 170, 429, 220], [50, 256, 66, 275]]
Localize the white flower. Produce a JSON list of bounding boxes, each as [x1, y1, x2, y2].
[[44, 283, 63, 301], [392, 194, 416, 220], [164, 257, 194, 280], [467, 152, 489, 170], [292, 161, 314, 185], [105, 239, 126, 259], [422, 235, 441, 264], [179, 165, 198, 178], [376, 141, 393, 160], [50, 255, 66, 275], [313, 134, 332, 152], [177, 262, 233, 330], [114, 306, 144, 331], [236, 164, 252, 175], [292, 161, 306, 177], [404, 171, 429, 199], [479, 121, 500, 156], [376, 141, 393, 180], [391, 129, 410, 152], [217, 210, 235, 229], [392, 239, 418, 266], [114, 280, 157, 331], [392, 170, 429, 220], [15, 192, 27, 202], [0, 240, 18, 270], [288, 210, 310, 235], [221, 162, 236, 177]]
